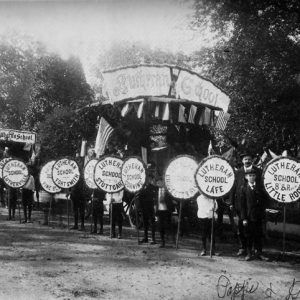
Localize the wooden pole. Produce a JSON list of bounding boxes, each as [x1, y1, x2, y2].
[[176, 200, 183, 250], [17, 189, 21, 223], [282, 203, 286, 257], [135, 195, 140, 244], [110, 202, 113, 238], [48, 194, 53, 227], [90, 190, 94, 233], [210, 199, 216, 258], [67, 193, 70, 230]]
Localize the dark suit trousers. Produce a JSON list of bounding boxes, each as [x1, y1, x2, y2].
[[245, 220, 263, 253], [237, 212, 247, 250]]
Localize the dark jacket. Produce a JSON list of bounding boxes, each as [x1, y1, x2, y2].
[[229, 165, 261, 213], [240, 184, 266, 222]]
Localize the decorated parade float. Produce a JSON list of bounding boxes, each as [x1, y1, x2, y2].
[[0, 65, 299, 256], [98, 64, 231, 172], [93, 64, 232, 229]]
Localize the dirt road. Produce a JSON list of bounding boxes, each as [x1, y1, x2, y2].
[[0, 207, 299, 300]]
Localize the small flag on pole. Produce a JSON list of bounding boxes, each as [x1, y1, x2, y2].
[[208, 140, 214, 156], [199, 107, 212, 125], [154, 104, 160, 118], [178, 104, 187, 123], [188, 105, 197, 124], [256, 151, 268, 168], [95, 117, 114, 158], [137, 101, 144, 119], [215, 111, 230, 130], [121, 103, 130, 117], [162, 103, 170, 121], [268, 149, 279, 159]]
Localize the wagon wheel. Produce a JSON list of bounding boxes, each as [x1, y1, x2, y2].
[[128, 198, 143, 229]]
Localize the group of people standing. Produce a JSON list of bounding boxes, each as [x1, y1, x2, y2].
[[1, 166, 36, 224], [1, 150, 270, 261], [68, 165, 176, 247]]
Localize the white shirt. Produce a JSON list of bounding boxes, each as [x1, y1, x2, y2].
[[196, 194, 218, 219], [106, 190, 124, 204], [23, 175, 35, 191], [244, 165, 253, 173], [157, 187, 167, 211]]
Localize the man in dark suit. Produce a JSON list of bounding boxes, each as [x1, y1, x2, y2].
[[229, 152, 261, 256], [240, 168, 268, 261], [138, 173, 157, 244]]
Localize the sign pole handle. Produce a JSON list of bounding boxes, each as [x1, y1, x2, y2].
[[110, 202, 113, 238], [210, 199, 216, 258], [90, 190, 94, 233], [135, 194, 140, 244], [282, 203, 286, 257], [48, 194, 53, 227], [67, 193, 70, 230], [176, 200, 183, 250], [17, 189, 22, 223]]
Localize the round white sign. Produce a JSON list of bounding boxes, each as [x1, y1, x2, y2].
[[2, 159, 29, 188], [121, 156, 146, 193], [0, 157, 12, 179], [39, 160, 62, 194], [52, 158, 80, 189], [263, 157, 300, 203], [164, 155, 198, 200], [84, 159, 98, 189], [195, 155, 235, 199], [94, 156, 124, 192]]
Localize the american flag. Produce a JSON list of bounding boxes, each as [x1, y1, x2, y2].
[[95, 117, 114, 158], [215, 111, 230, 131]]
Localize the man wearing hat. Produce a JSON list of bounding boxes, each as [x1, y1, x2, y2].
[[229, 152, 261, 256], [240, 168, 267, 260]]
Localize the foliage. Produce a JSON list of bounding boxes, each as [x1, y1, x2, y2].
[[191, 0, 300, 156], [39, 106, 100, 162], [0, 34, 95, 161], [0, 40, 38, 129], [24, 55, 93, 132]]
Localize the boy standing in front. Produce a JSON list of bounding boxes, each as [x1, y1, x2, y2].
[[240, 168, 268, 261]]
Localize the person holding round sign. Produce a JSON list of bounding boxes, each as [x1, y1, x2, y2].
[[155, 176, 175, 248], [69, 176, 88, 231], [138, 171, 157, 244], [196, 193, 218, 256], [229, 152, 262, 257], [240, 168, 268, 261], [21, 166, 35, 223], [106, 189, 124, 239]]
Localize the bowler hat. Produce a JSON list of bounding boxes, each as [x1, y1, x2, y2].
[[245, 168, 256, 175], [240, 152, 253, 159]]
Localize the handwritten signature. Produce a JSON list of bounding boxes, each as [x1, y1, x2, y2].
[[216, 275, 300, 300]]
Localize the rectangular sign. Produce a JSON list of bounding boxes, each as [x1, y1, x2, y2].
[[103, 66, 172, 103], [175, 70, 230, 112], [0, 129, 36, 144]]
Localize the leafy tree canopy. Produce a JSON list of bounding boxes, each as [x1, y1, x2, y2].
[[191, 0, 300, 156]]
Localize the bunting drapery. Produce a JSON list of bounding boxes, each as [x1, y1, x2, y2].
[[118, 100, 228, 128]]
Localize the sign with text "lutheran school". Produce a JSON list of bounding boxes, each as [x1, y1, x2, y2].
[[39, 161, 62, 194], [2, 159, 29, 188], [0, 129, 36, 144], [263, 157, 300, 203], [0, 158, 11, 179], [175, 70, 230, 112], [52, 158, 80, 189], [121, 156, 146, 193], [84, 159, 98, 189], [103, 65, 171, 103], [195, 155, 235, 199], [164, 155, 199, 200], [94, 156, 124, 193]]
